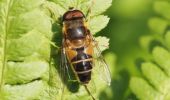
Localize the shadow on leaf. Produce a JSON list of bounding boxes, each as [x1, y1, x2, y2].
[[50, 22, 80, 94]]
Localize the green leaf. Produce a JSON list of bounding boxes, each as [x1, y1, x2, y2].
[[141, 62, 170, 92], [95, 36, 109, 52], [154, 1, 170, 20], [4, 61, 49, 84], [6, 30, 51, 61], [9, 0, 44, 16], [130, 77, 162, 100], [148, 17, 168, 34], [90, 15, 110, 34], [51, 0, 112, 16], [42, 1, 65, 22], [152, 47, 170, 76], [1, 81, 47, 100], [130, 47, 170, 100], [0, 0, 55, 99], [139, 35, 154, 51], [90, 0, 112, 16]]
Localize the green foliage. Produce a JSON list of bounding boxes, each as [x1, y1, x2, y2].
[[0, 0, 52, 100], [130, 48, 170, 100], [0, 0, 112, 100], [90, 15, 110, 34], [148, 17, 168, 35], [130, 0, 170, 100]]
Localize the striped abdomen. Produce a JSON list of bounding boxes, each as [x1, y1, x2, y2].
[[71, 47, 93, 84]]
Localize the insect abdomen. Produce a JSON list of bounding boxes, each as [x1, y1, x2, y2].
[[71, 48, 93, 84], [73, 61, 92, 84]]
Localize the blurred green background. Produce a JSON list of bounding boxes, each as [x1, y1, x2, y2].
[[99, 0, 155, 99]]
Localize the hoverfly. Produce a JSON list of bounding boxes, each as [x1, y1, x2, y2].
[[60, 4, 111, 100]]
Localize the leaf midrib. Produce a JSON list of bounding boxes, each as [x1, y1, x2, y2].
[[0, 0, 13, 89]]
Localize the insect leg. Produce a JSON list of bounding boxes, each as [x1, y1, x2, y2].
[[84, 85, 96, 100]]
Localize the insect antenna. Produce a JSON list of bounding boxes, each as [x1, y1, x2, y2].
[[84, 85, 96, 100]]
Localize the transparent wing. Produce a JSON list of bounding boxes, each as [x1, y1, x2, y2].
[[60, 48, 71, 80], [59, 39, 72, 100], [93, 38, 111, 86], [59, 45, 66, 100]]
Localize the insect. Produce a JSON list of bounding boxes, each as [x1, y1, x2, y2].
[[60, 6, 111, 100]]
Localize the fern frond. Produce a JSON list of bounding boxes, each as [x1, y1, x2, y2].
[[130, 1, 170, 100]]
